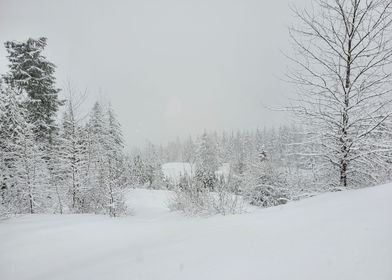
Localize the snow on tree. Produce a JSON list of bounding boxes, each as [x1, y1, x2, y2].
[[58, 85, 89, 213], [87, 102, 107, 211], [85, 101, 108, 212], [0, 85, 21, 215], [0, 39, 131, 217], [195, 132, 219, 190], [142, 142, 162, 188], [3, 37, 63, 143], [182, 136, 197, 164], [0, 86, 50, 214], [44, 133, 68, 214], [82, 101, 127, 216], [241, 150, 289, 207], [130, 154, 149, 186], [232, 131, 247, 175], [104, 104, 127, 216], [289, 0, 392, 188]]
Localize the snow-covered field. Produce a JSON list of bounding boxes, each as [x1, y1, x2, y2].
[[1, 185, 392, 280]]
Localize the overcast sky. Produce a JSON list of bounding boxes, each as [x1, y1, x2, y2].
[[0, 0, 306, 148]]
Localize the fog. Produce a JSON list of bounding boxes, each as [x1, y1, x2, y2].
[[0, 0, 306, 148]]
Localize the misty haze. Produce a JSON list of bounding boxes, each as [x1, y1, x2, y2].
[[0, 0, 392, 280]]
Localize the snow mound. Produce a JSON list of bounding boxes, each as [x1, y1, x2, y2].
[[1, 184, 392, 280]]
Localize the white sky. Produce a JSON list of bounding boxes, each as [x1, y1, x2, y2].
[[0, 0, 306, 148]]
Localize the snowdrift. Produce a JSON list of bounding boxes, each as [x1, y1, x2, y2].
[[0, 184, 391, 280]]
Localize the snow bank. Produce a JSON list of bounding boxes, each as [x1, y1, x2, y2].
[[1, 184, 391, 280]]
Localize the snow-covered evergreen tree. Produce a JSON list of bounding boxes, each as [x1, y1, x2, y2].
[[195, 132, 219, 190], [0, 85, 20, 215], [104, 104, 127, 216], [3, 37, 62, 143], [80, 101, 128, 216], [0, 86, 50, 214], [182, 136, 197, 164], [131, 154, 148, 186], [59, 88, 89, 213], [85, 101, 108, 212], [46, 138, 66, 214], [241, 150, 289, 207]]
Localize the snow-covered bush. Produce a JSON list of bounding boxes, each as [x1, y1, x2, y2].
[[241, 160, 289, 208], [245, 184, 288, 207], [211, 178, 244, 215], [169, 175, 210, 215], [169, 174, 244, 216]]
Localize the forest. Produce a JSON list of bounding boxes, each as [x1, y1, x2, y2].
[[1, 1, 392, 279], [1, 18, 392, 216]]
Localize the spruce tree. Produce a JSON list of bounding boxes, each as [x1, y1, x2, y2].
[[0, 86, 49, 214], [84, 101, 127, 216], [105, 104, 127, 216], [195, 132, 219, 190], [60, 106, 89, 212], [86, 101, 107, 212], [3, 37, 62, 143], [0, 85, 22, 213]]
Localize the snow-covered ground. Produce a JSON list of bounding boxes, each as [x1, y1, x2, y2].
[[1, 185, 392, 280]]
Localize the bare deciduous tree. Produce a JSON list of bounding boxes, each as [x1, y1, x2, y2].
[[289, 0, 392, 188]]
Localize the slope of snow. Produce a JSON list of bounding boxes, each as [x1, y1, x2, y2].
[[1, 184, 392, 280]]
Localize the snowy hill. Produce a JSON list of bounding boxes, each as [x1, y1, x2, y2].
[[1, 184, 392, 280]]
